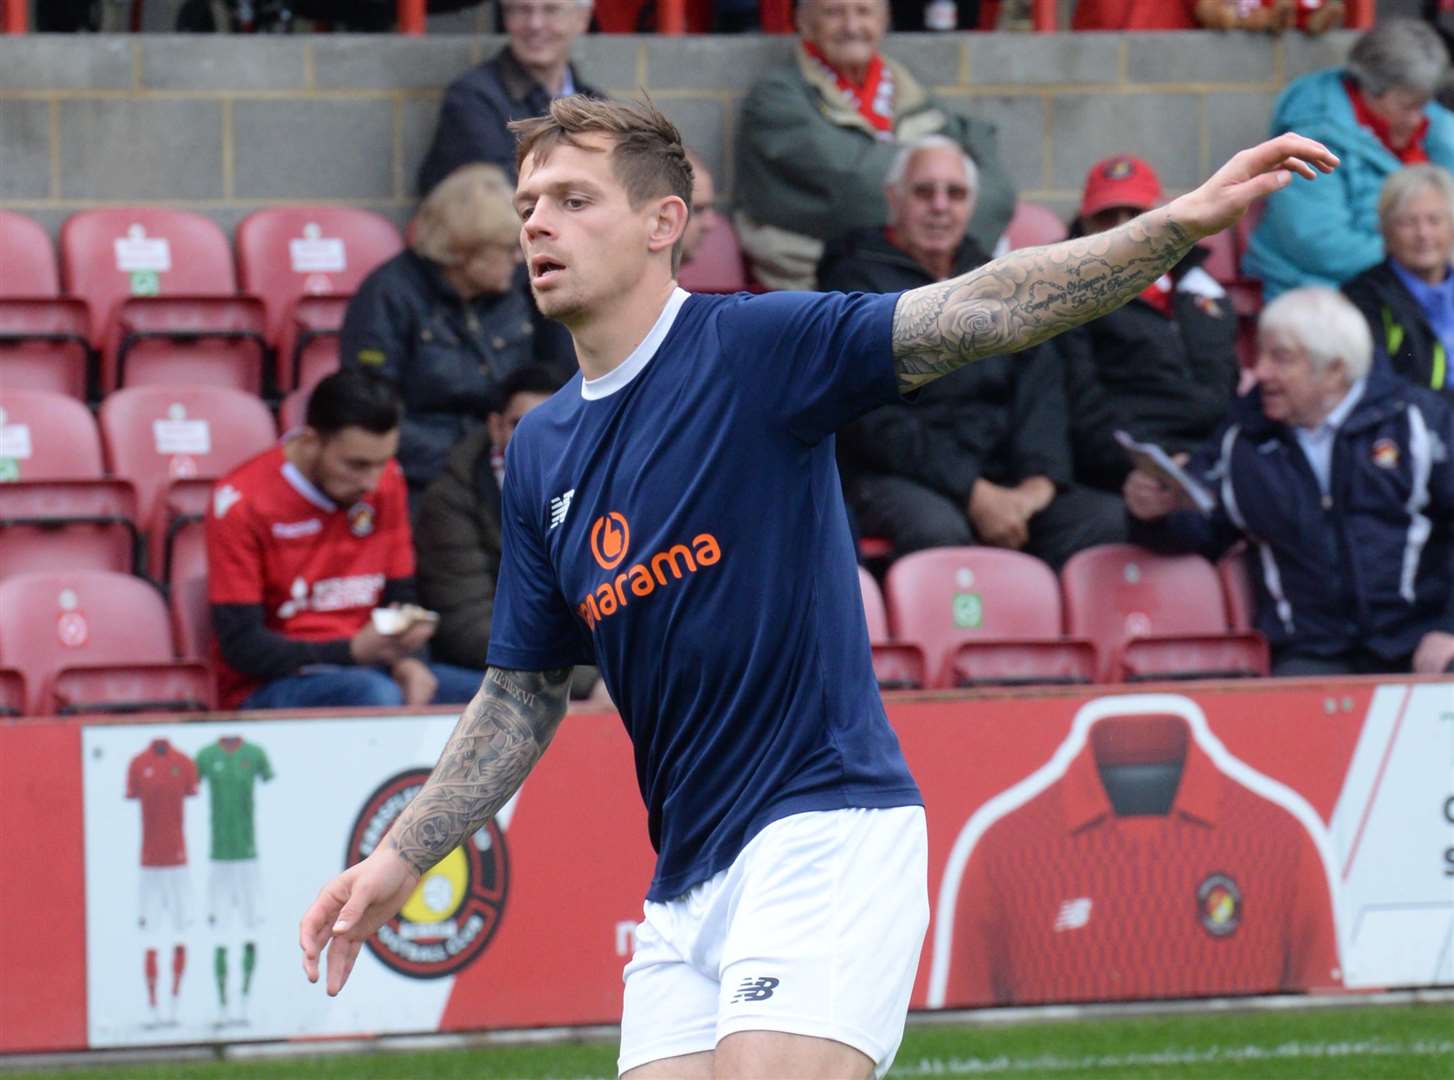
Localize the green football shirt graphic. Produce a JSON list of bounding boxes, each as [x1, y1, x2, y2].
[[196, 738, 274, 861]]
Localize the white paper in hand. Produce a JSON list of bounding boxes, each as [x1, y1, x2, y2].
[[1114, 430, 1216, 516]]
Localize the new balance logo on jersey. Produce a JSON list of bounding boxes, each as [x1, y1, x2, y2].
[[730, 976, 779, 1003], [1054, 897, 1092, 931], [549, 489, 574, 530]]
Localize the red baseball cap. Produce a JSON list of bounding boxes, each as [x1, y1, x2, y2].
[[1079, 155, 1163, 219]]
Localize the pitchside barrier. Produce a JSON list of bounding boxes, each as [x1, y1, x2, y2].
[[2, 677, 1451, 1054]]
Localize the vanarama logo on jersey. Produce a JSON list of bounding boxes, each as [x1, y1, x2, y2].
[[345, 768, 509, 980], [578, 511, 722, 630]]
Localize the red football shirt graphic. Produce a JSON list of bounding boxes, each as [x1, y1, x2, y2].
[[207, 444, 413, 708], [126, 739, 199, 867], [938, 711, 1341, 1006]]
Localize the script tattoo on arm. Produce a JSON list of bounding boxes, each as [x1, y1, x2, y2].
[[893, 208, 1196, 392], [387, 665, 572, 875]]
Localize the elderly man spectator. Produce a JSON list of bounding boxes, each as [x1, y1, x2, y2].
[[341, 164, 574, 498], [680, 149, 723, 271], [823, 138, 1125, 568], [416, 0, 598, 195], [1126, 287, 1454, 677], [734, 0, 1015, 291], [1343, 164, 1454, 398], [1244, 18, 1454, 299], [1051, 155, 1240, 493]]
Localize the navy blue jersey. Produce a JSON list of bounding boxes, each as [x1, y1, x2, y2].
[[487, 289, 922, 900]]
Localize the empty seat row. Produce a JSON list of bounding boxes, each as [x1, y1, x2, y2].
[[859, 545, 1265, 690], [0, 207, 400, 398]]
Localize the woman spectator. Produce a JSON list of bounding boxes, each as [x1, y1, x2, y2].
[[1243, 18, 1454, 299], [1343, 164, 1454, 399], [339, 164, 574, 497]]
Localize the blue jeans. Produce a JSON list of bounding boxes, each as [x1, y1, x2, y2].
[[240, 663, 485, 711]]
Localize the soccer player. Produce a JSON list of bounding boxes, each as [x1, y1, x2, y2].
[[300, 97, 1337, 1078]]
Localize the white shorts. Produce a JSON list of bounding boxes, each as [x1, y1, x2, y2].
[[617, 805, 928, 1079], [138, 866, 191, 934], [208, 859, 262, 931]]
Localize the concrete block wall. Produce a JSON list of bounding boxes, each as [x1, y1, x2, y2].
[[0, 29, 1356, 240]]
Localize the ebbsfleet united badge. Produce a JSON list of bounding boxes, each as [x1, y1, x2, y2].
[[1196, 872, 1241, 938], [345, 768, 510, 979]]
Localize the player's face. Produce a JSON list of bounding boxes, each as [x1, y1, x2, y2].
[[307, 426, 400, 506], [799, 0, 887, 76], [516, 135, 673, 322], [502, 0, 591, 75], [889, 146, 974, 265], [487, 390, 551, 454], [1252, 329, 1347, 428], [1384, 183, 1454, 283]]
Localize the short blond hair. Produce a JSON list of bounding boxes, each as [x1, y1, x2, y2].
[[412, 163, 520, 266]]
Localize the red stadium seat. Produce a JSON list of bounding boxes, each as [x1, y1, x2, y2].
[[0, 667, 25, 717], [274, 295, 347, 393], [1218, 546, 1257, 632], [99, 385, 276, 529], [0, 210, 59, 297], [104, 295, 267, 393], [1199, 228, 1238, 285], [0, 391, 139, 579], [170, 574, 211, 662], [1003, 200, 1068, 251], [277, 386, 309, 433], [859, 565, 926, 690], [1060, 544, 1268, 682], [860, 566, 890, 640], [235, 206, 402, 343], [0, 570, 210, 716], [885, 547, 1093, 689], [0, 298, 91, 400], [149, 477, 211, 587], [677, 219, 748, 294]]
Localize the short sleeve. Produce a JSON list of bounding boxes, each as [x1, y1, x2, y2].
[[125, 759, 139, 800], [484, 445, 594, 672], [717, 290, 902, 444], [183, 755, 199, 796], [256, 746, 275, 782], [207, 488, 264, 606]]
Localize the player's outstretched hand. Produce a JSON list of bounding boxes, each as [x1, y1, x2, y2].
[[1169, 132, 1339, 239], [299, 845, 420, 995]]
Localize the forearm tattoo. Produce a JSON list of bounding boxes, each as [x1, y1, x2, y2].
[[893, 208, 1196, 392], [388, 666, 571, 875]]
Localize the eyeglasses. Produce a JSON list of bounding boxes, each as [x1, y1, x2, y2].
[[501, 2, 580, 22], [908, 182, 970, 203]]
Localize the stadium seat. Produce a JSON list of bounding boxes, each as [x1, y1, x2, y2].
[[98, 385, 277, 529], [104, 295, 267, 393], [0, 297, 92, 400], [1003, 200, 1068, 251], [0, 210, 59, 297], [0, 570, 211, 716], [274, 295, 347, 393], [1060, 544, 1269, 683], [677, 219, 748, 294], [1218, 546, 1257, 632], [0, 667, 24, 717], [278, 386, 310, 432], [885, 548, 1094, 689], [0, 389, 138, 577], [1199, 228, 1238, 285], [860, 566, 926, 690], [169, 573, 211, 663], [149, 476, 211, 588]]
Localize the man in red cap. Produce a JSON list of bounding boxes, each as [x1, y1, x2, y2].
[[1049, 155, 1242, 494]]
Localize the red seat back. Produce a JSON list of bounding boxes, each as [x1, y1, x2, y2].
[[885, 548, 1064, 687], [1003, 200, 1068, 251], [0, 389, 104, 479], [858, 566, 889, 643], [0, 479, 139, 581], [1060, 544, 1230, 682], [0, 298, 91, 399], [1218, 548, 1257, 632], [235, 208, 402, 343], [0, 570, 177, 715], [99, 385, 276, 526], [0, 211, 59, 297], [1199, 229, 1238, 284], [60, 209, 236, 345], [170, 574, 212, 662], [677, 218, 748, 294]]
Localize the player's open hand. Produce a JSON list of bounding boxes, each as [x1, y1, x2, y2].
[[1169, 132, 1338, 238], [299, 845, 420, 995]]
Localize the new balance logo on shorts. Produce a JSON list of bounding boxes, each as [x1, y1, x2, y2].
[[729, 976, 779, 1003]]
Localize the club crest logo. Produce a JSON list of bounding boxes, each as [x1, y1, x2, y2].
[[1371, 438, 1399, 470], [590, 511, 630, 570], [1196, 872, 1241, 937], [348, 501, 375, 538], [1103, 157, 1136, 180], [345, 769, 510, 980]]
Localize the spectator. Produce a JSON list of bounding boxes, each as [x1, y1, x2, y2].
[[734, 0, 1015, 291], [680, 149, 722, 271], [1125, 287, 1454, 677], [416, 0, 598, 195], [824, 138, 1125, 568], [207, 371, 489, 710], [340, 164, 574, 498], [1244, 18, 1454, 300], [1342, 163, 1454, 398], [1072, 0, 1342, 31], [1053, 155, 1240, 493]]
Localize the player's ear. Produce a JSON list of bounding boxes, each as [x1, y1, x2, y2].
[[647, 195, 688, 257]]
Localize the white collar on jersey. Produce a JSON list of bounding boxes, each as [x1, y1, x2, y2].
[[282, 459, 337, 512], [580, 287, 691, 401]]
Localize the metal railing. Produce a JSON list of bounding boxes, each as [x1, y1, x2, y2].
[[0, 0, 1381, 35]]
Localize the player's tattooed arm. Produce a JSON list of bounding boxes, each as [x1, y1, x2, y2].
[[386, 666, 572, 875], [892, 207, 1196, 393]]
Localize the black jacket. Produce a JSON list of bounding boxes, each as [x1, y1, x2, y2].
[[823, 227, 1070, 501], [339, 250, 574, 495], [1342, 258, 1453, 399], [1130, 365, 1454, 662], [1052, 246, 1240, 492], [416, 47, 599, 196]]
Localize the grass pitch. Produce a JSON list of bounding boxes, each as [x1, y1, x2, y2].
[[9, 1001, 1452, 1079]]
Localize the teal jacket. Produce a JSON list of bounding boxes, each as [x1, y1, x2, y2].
[[1243, 68, 1454, 300]]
